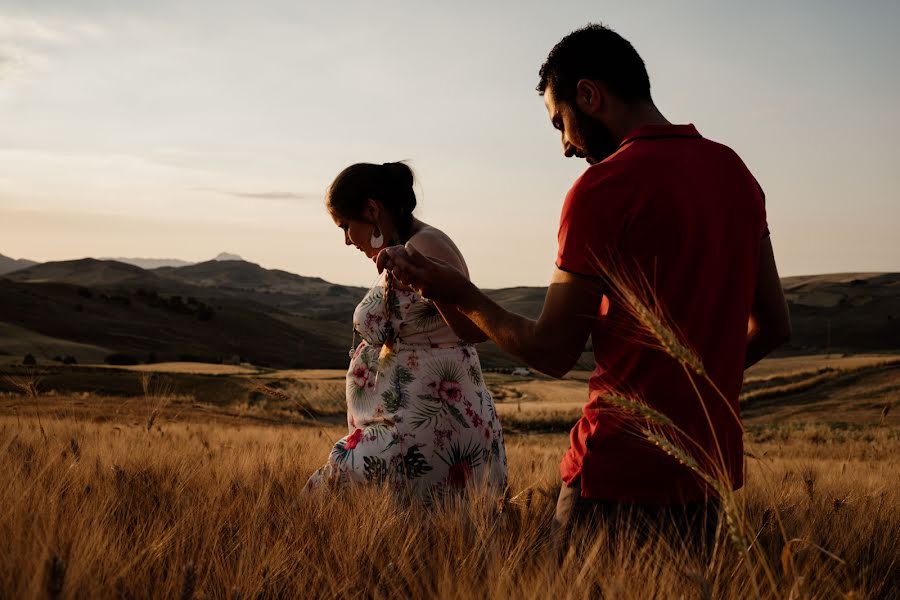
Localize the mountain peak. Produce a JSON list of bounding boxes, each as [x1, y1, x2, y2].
[[213, 252, 244, 262], [0, 253, 39, 276]]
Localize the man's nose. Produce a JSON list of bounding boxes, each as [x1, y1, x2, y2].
[[344, 231, 352, 246], [563, 139, 578, 158]]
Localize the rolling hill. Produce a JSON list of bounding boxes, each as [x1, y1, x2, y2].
[[0, 255, 896, 369], [0, 253, 38, 276]]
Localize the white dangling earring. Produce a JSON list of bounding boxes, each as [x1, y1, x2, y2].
[[370, 227, 384, 249]]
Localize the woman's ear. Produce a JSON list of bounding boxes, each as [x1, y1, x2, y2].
[[364, 198, 380, 222]]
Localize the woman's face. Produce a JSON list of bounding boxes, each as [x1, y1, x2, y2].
[[332, 213, 381, 260]]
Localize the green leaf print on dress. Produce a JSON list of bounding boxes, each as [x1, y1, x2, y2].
[[400, 445, 433, 479], [382, 365, 415, 413], [467, 364, 483, 386], [364, 455, 388, 484], [436, 439, 485, 488], [406, 299, 443, 332]]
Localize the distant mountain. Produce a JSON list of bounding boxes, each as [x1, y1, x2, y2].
[[0, 253, 38, 276], [0, 278, 347, 368], [5, 259, 163, 288], [151, 259, 365, 319], [102, 257, 195, 269], [481, 272, 900, 355], [154, 258, 324, 290], [98, 252, 243, 269], [214, 252, 244, 261], [779, 272, 900, 353], [0, 259, 896, 369]]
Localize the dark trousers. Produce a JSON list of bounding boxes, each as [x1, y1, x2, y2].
[[552, 478, 720, 557]]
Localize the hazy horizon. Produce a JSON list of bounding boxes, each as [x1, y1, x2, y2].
[[1, 1, 898, 288]]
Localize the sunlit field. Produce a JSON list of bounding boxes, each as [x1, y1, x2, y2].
[[1, 355, 898, 598]]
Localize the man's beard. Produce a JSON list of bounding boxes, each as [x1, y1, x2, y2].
[[573, 108, 618, 164]]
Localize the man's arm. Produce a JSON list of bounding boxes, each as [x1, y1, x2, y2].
[[376, 246, 603, 377], [744, 236, 791, 368], [457, 268, 603, 377]]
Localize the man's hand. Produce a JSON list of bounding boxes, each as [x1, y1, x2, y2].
[[376, 245, 473, 305]]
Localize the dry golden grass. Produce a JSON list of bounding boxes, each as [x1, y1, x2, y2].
[[1, 408, 897, 599], [743, 354, 899, 380], [93, 363, 265, 375]]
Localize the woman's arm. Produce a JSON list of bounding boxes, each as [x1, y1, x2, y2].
[[403, 231, 488, 343]]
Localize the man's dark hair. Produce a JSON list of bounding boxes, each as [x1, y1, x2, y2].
[[537, 23, 651, 104]]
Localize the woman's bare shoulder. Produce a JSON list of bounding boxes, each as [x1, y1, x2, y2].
[[406, 224, 468, 273]]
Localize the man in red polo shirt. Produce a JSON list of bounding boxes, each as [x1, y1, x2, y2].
[[377, 24, 791, 538]]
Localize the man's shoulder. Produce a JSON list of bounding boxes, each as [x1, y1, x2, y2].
[[695, 135, 747, 163], [568, 159, 632, 197]]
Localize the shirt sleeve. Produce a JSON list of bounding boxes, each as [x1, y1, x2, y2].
[[556, 168, 631, 278]]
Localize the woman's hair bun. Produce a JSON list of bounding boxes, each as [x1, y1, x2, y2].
[[381, 161, 414, 191]]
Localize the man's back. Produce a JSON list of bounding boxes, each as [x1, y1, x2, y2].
[[556, 124, 768, 503]]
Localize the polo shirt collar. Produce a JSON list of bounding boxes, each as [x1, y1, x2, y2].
[[618, 123, 701, 148]]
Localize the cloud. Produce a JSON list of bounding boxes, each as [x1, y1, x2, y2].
[[0, 13, 103, 81], [193, 188, 321, 202], [0, 14, 103, 44], [0, 15, 67, 43]]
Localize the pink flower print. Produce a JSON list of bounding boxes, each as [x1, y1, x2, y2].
[[406, 351, 419, 370], [437, 380, 462, 404], [463, 399, 480, 426], [364, 313, 383, 331], [351, 364, 370, 389], [433, 428, 452, 450], [344, 428, 363, 450]]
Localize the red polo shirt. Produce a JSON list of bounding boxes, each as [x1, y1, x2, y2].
[[556, 124, 767, 504]]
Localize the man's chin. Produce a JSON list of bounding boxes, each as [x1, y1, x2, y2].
[[585, 148, 616, 165]]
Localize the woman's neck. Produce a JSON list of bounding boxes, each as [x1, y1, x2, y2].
[[395, 217, 427, 244]]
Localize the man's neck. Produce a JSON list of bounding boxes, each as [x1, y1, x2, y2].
[[613, 103, 670, 143]]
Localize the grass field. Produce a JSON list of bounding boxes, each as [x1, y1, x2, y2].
[[1, 415, 896, 598], [1, 354, 898, 598]]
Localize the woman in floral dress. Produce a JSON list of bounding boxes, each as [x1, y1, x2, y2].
[[304, 162, 507, 500]]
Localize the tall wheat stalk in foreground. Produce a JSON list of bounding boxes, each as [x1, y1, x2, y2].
[[593, 251, 789, 597]]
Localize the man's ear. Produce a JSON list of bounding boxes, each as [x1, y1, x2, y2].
[[574, 79, 604, 115]]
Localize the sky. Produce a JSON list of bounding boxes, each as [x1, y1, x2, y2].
[[0, 0, 898, 287]]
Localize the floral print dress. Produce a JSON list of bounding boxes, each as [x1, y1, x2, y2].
[[304, 271, 508, 500]]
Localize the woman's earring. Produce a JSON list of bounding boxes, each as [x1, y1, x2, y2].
[[370, 227, 384, 249]]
